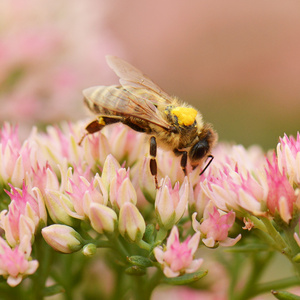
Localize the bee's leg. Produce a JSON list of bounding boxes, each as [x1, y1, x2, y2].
[[173, 149, 188, 176], [123, 118, 148, 133], [149, 136, 159, 189], [78, 116, 122, 145], [180, 151, 188, 176]]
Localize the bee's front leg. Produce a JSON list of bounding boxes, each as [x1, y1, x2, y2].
[[174, 149, 188, 176], [149, 136, 159, 189], [180, 151, 188, 176]]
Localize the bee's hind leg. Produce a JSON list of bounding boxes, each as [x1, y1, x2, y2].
[[78, 116, 122, 145], [149, 136, 159, 189]]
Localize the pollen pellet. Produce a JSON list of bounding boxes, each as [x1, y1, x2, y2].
[[171, 107, 198, 126]]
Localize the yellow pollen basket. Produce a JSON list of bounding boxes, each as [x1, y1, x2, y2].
[[171, 107, 198, 126]]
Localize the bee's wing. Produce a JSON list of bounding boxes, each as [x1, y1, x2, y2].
[[106, 55, 174, 105], [83, 86, 172, 130]]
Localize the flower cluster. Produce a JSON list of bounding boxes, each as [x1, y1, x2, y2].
[[0, 122, 299, 299]]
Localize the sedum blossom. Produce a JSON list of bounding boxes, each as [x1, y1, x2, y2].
[[0, 182, 46, 247], [201, 165, 267, 216], [0, 235, 38, 287], [277, 132, 300, 186], [154, 226, 202, 278], [109, 168, 137, 210], [118, 202, 146, 243], [89, 202, 118, 235], [0, 124, 38, 186], [264, 158, 297, 223], [155, 176, 189, 230], [42, 224, 83, 254], [192, 202, 241, 248], [67, 174, 108, 219]]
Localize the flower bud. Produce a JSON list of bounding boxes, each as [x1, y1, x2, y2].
[[155, 176, 189, 230], [110, 168, 137, 210], [42, 224, 83, 253], [89, 203, 118, 235], [44, 190, 76, 226], [101, 154, 121, 191], [118, 202, 145, 243], [82, 243, 97, 257]]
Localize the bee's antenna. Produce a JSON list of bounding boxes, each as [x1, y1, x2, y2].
[[199, 155, 214, 176]]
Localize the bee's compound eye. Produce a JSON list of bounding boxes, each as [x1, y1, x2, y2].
[[189, 140, 209, 161]]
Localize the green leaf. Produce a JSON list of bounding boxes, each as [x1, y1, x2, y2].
[[272, 290, 300, 300], [43, 284, 65, 296], [127, 255, 153, 267], [144, 224, 155, 244], [162, 270, 208, 285]]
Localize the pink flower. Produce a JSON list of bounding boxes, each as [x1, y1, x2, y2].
[[155, 176, 189, 230], [109, 168, 137, 210], [102, 124, 145, 166], [27, 163, 59, 192], [1, 182, 46, 246], [0, 124, 38, 186], [67, 174, 107, 219], [154, 226, 202, 278], [118, 202, 146, 243], [202, 165, 267, 216], [277, 133, 300, 185], [101, 154, 121, 191], [211, 143, 266, 177], [42, 224, 83, 254], [265, 158, 297, 223], [0, 235, 38, 287], [89, 203, 118, 235], [80, 129, 111, 168], [192, 202, 241, 248], [189, 178, 210, 220]]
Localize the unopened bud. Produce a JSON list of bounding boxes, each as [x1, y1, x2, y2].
[[42, 224, 83, 253], [118, 202, 145, 243]]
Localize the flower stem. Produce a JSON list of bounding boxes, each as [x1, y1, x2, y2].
[[261, 218, 289, 252], [155, 228, 168, 243], [137, 239, 151, 252]]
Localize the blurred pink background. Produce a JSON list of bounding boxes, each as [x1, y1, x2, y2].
[[1, 0, 300, 148]]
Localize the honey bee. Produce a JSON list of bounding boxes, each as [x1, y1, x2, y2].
[[80, 56, 217, 188]]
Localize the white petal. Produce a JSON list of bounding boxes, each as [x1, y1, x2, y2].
[[219, 234, 242, 247], [163, 266, 180, 278], [7, 275, 22, 287], [202, 237, 215, 248], [185, 258, 203, 273], [153, 247, 164, 264]]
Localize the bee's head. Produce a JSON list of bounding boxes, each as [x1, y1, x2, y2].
[[189, 126, 218, 166]]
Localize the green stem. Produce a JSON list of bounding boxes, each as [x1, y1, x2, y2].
[[261, 218, 289, 252], [282, 227, 300, 277], [31, 236, 54, 300], [235, 252, 274, 300], [114, 237, 130, 258], [137, 239, 151, 252], [155, 228, 168, 243], [252, 276, 300, 297]]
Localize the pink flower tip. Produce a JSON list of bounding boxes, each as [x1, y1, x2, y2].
[[192, 203, 241, 248], [154, 226, 202, 277]]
